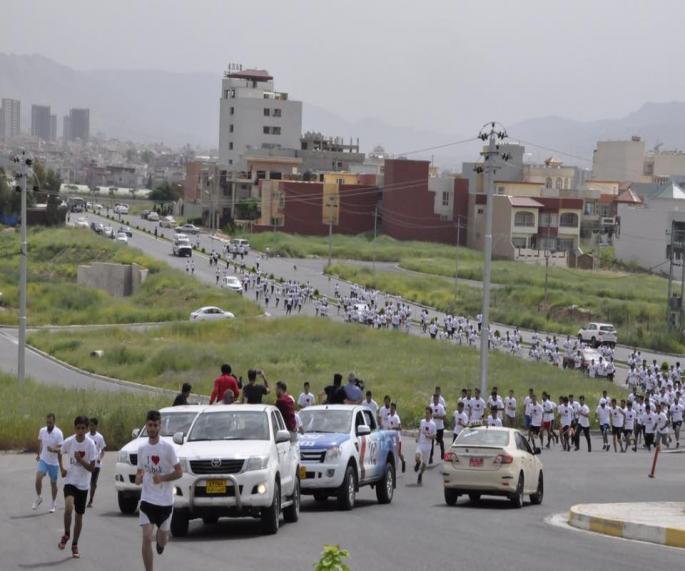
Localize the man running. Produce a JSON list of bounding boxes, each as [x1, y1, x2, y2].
[[86, 418, 107, 508], [34, 413, 64, 513], [429, 394, 446, 464], [609, 399, 625, 453], [136, 410, 183, 571], [574, 396, 592, 452], [504, 390, 517, 428], [415, 407, 436, 485], [528, 396, 543, 450], [58, 416, 98, 559], [596, 400, 610, 451], [452, 401, 469, 443], [541, 393, 557, 448], [387, 403, 406, 473]]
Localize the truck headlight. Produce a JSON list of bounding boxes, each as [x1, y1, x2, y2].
[[118, 451, 129, 463], [244, 456, 269, 471], [325, 446, 342, 463]]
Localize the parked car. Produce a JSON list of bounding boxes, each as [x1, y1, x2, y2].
[[173, 238, 193, 257], [298, 405, 400, 509], [177, 223, 200, 235], [160, 215, 177, 228], [113, 203, 129, 215], [118, 225, 133, 237], [114, 405, 206, 514], [171, 404, 301, 536], [141, 210, 151, 219], [190, 306, 235, 321], [578, 322, 617, 348], [102, 225, 114, 238], [75, 217, 90, 228], [441, 426, 543, 508], [146, 211, 160, 222], [220, 275, 243, 293], [115, 232, 129, 244], [90, 222, 104, 234], [229, 238, 250, 253]]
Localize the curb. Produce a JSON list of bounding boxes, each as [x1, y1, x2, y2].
[[568, 503, 685, 548]]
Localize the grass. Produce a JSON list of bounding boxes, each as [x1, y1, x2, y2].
[[0, 372, 167, 450], [28, 317, 622, 428], [0, 227, 261, 325]]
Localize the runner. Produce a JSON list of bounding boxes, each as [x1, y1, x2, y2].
[[504, 390, 517, 428], [361, 391, 378, 416], [623, 400, 637, 452], [557, 397, 573, 452], [596, 400, 610, 451], [429, 394, 446, 464], [58, 416, 98, 559], [297, 382, 316, 409], [486, 406, 502, 426], [86, 418, 107, 508], [135, 410, 183, 571], [387, 402, 406, 473], [609, 398, 626, 453], [452, 401, 469, 442], [415, 407, 436, 485], [574, 396, 592, 452], [541, 393, 557, 449], [33, 413, 64, 513], [528, 396, 543, 450]]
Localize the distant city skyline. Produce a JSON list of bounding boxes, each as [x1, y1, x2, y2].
[[2, 0, 685, 138]]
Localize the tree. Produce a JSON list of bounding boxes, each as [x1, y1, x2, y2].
[[235, 197, 259, 220], [44, 169, 62, 192], [148, 181, 181, 203], [141, 150, 154, 165]]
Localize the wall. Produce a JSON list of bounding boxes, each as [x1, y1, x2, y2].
[[592, 140, 645, 182], [183, 160, 202, 201], [77, 262, 148, 297]]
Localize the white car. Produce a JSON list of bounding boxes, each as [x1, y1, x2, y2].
[[146, 211, 160, 222], [578, 322, 617, 348], [102, 225, 114, 238], [171, 404, 301, 536], [173, 238, 193, 257], [229, 238, 250, 253], [115, 232, 129, 244], [220, 275, 243, 293], [190, 306, 235, 321], [113, 204, 129, 215], [114, 405, 205, 514], [75, 217, 90, 228], [160, 215, 177, 228], [441, 426, 544, 508]]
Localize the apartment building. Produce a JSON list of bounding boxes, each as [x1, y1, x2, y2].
[[0, 98, 21, 139], [31, 104, 51, 140]]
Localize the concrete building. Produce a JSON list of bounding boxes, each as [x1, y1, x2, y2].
[[218, 67, 302, 169], [592, 137, 646, 182], [299, 132, 364, 172], [68, 108, 90, 141], [77, 262, 148, 297], [0, 98, 21, 140], [62, 115, 71, 141], [462, 143, 525, 194], [31, 104, 52, 140], [523, 157, 585, 191], [49, 114, 57, 141]]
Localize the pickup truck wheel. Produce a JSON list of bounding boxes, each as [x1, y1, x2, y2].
[[313, 492, 328, 503], [117, 492, 138, 515], [283, 479, 300, 523], [444, 488, 459, 506], [336, 465, 357, 511], [260, 482, 280, 535], [375, 462, 395, 504], [170, 510, 189, 538]]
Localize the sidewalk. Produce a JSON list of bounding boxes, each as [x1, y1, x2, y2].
[[568, 502, 685, 548]]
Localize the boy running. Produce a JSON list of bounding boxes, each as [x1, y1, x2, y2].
[[415, 407, 436, 485], [87, 418, 107, 507], [34, 413, 64, 513], [452, 402, 469, 443], [136, 410, 183, 571], [58, 416, 98, 559]]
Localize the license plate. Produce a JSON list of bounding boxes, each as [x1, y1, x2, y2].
[[206, 480, 227, 494], [299, 466, 307, 479], [469, 457, 483, 467]]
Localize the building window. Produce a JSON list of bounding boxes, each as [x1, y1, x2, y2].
[[273, 126, 281, 135], [264, 108, 271, 116], [229, 124, 234, 133], [224, 90, 230, 99], [263, 126, 270, 134], [442, 191, 450, 207], [557, 238, 575, 251], [228, 159, 233, 165], [512, 237, 528, 248], [497, 186, 505, 195], [230, 106, 234, 115], [545, 177, 552, 189], [228, 142, 233, 150], [560, 212, 578, 227], [514, 211, 535, 227], [555, 177, 563, 190], [273, 109, 281, 117], [477, 207, 484, 214]]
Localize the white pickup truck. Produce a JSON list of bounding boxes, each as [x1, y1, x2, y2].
[[298, 405, 400, 510], [171, 404, 301, 536], [577, 322, 617, 348], [114, 405, 205, 514]]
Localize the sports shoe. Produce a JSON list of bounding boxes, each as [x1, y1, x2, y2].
[[58, 534, 70, 550], [417, 472, 423, 485], [32, 496, 43, 510], [401, 459, 406, 473], [71, 544, 80, 559], [414, 460, 420, 473], [156, 543, 165, 555], [49, 503, 56, 513]]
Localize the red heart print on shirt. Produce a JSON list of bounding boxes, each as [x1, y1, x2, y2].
[[77, 451, 85, 458], [151, 455, 160, 465]]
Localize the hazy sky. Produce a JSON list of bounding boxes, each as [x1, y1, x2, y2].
[[2, 0, 684, 135]]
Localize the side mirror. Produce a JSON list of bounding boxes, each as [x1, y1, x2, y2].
[[276, 430, 291, 443], [172, 432, 184, 446], [356, 425, 371, 436], [131, 428, 141, 439], [533, 447, 541, 455]]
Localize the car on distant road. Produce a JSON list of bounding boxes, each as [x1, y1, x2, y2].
[[441, 426, 543, 508], [90, 222, 104, 234], [229, 238, 250, 253], [177, 223, 200, 235], [114, 405, 205, 514], [113, 203, 129, 215], [141, 210, 151, 219], [115, 232, 129, 244], [170, 404, 301, 536], [173, 238, 193, 257], [190, 306, 235, 321], [578, 322, 617, 348], [146, 211, 160, 222], [102, 225, 114, 238], [75, 217, 90, 228], [93, 203, 104, 212], [118, 225, 132, 237], [220, 275, 243, 293], [160, 215, 177, 228]]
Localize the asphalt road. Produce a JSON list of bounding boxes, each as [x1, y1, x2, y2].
[[3, 439, 683, 570]]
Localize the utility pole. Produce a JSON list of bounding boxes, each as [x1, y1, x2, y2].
[[13, 151, 32, 385], [667, 224, 674, 331], [476, 122, 509, 396], [326, 195, 337, 267], [454, 216, 463, 298], [543, 248, 551, 307], [372, 205, 378, 272]]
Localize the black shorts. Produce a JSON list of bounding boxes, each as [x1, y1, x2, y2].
[[529, 425, 540, 434], [612, 426, 623, 436], [91, 467, 101, 486], [673, 421, 682, 428], [139, 501, 173, 530], [623, 429, 633, 436], [64, 484, 88, 515]]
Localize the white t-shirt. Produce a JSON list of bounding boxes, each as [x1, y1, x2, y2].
[[378, 406, 391, 429], [542, 400, 556, 422], [362, 399, 379, 415], [529, 404, 543, 427], [642, 412, 657, 433], [487, 415, 502, 427], [453, 411, 469, 435], [504, 397, 517, 418], [578, 405, 590, 428], [469, 398, 486, 422], [88, 431, 107, 467], [137, 439, 180, 506], [558, 404, 573, 427], [297, 392, 316, 409], [670, 402, 684, 423], [61, 435, 98, 491], [430, 403, 446, 430], [418, 419, 436, 449], [623, 408, 637, 430], [387, 413, 401, 432], [38, 426, 64, 466], [610, 407, 624, 428], [656, 412, 669, 434], [596, 405, 610, 426]]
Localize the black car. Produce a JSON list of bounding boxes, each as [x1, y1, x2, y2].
[[118, 226, 133, 237], [91, 222, 104, 233]]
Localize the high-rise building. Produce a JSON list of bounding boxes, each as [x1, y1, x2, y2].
[[1, 98, 21, 140], [62, 115, 71, 141], [50, 114, 57, 141], [218, 66, 302, 169], [31, 104, 51, 140], [68, 108, 90, 141]]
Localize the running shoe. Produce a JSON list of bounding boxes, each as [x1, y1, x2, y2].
[[156, 543, 165, 555], [71, 544, 80, 559], [32, 497, 43, 510], [49, 503, 56, 513], [58, 534, 70, 550]]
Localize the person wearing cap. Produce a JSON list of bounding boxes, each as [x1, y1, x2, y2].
[[343, 374, 363, 404]]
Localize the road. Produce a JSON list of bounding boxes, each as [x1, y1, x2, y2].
[[3, 440, 683, 570]]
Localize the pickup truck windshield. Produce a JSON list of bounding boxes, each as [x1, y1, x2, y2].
[[188, 411, 269, 441], [140, 412, 197, 437], [299, 410, 353, 433]]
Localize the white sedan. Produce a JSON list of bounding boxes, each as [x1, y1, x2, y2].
[[115, 232, 129, 244], [441, 426, 543, 508], [75, 217, 90, 228], [189, 306, 235, 321], [220, 275, 243, 294]]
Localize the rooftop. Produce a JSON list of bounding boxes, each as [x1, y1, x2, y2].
[[227, 69, 273, 81], [508, 197, 544, 208]]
